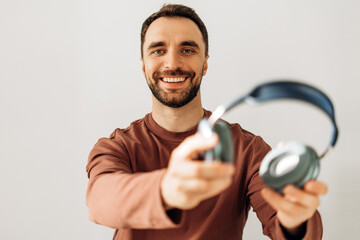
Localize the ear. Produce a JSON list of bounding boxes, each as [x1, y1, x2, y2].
[[202, 55, 209, 76], [140, 57, 146, 77]]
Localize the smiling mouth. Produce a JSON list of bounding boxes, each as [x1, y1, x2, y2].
[[160, 77, 187, 83]]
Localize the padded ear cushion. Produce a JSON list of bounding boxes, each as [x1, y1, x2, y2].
[[212, 120, 234, 163], [198, 119, 234, 163], [259, 141, 319, 192]]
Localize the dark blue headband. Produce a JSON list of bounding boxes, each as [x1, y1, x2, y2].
[[210, 80, 339, 147]]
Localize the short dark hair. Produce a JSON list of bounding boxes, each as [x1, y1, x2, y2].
[[140, 4, 209, 58]]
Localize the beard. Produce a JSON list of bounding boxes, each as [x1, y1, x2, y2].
[[145, 68, 203, 108]]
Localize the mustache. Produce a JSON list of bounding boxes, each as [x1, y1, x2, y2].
[[153, 69, 195, 79]]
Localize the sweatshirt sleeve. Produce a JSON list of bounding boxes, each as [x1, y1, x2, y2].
[[246, 136, 323, 239], [85, 131, 180, 230]]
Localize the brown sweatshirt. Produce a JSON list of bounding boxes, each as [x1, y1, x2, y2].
[[86, 111, 323, 240]]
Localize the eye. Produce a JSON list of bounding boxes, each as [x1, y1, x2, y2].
[[182, 48, 195, 54], [152, 49, 165, 55]]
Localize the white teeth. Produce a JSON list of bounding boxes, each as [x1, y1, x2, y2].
[[162, 77, 186, 83]]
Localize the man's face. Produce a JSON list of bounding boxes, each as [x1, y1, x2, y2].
[[141, 17, 208, 108]]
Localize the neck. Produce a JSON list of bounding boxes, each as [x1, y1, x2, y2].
[[151, 93, 204, 132]]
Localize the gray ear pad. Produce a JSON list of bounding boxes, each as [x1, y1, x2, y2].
[[259, 141, 319, 192], [198, 119, 234, 163], [212, 121, 234, 163]]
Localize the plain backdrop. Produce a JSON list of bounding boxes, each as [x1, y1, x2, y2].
[[1, 0, 359, 239]]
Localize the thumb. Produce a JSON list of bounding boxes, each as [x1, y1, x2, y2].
[[173, 133, 219, 160]]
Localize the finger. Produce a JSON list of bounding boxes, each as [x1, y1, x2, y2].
[[173, 161, 235, 179], [261, 188, 284, 211], [173, 133, 218, 160], [304, 180, 328, 195], [179, 176, 232, 194], [178, 178, 209, 192], [283, 185, 320, 208], [261, 188, 303, 214], [201, 176, 233, 199]]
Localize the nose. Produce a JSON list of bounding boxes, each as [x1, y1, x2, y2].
[[164, 50, 183, 70]]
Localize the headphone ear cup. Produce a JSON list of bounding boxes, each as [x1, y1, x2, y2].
[[259, 141, 319, 192], [212, 120, 234, 163], [197, 119, 233, 163]]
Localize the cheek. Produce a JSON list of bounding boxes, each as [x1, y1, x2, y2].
[[191, 58, 206, 71], [144, 60, 160, 75]]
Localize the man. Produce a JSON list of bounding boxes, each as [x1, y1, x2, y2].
[[86, 4, 327, 239]]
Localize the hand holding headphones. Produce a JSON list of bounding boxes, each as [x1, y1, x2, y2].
[[198, 80, 339, 192]]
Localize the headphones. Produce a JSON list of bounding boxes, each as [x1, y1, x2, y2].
[[198, 80, 339, 192]]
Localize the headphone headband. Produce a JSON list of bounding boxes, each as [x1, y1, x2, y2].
[[209, 80, 339, 148], [247, 81, 338, 146]]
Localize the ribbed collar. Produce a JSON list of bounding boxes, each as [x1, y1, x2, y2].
[[144, 109, 212, 143]]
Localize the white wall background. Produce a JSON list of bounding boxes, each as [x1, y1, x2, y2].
[[1, 0, 359, 239]]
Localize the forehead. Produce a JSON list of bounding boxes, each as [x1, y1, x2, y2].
[[144, 17, 204, 48]]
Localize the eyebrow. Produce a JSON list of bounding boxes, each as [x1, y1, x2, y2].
[[147, 41, 166, 51], [146, 40, 201, 51], [180, 41, 200, 50]]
